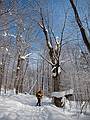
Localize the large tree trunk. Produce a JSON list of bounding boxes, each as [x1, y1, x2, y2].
[[70, 0, 90, 52], [38, 9, 65, 106], [52, 61, 62, 107], [52, 60, 60, 91]]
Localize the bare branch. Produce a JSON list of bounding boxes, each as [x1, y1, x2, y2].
[[38, 8, 53, 50], [70, 0, 90, 52], [60, 9, 68, 46], [39, 54, 54, 66]]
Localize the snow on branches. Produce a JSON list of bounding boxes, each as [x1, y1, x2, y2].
[[55, 37, 60, 51], [85, 29, 90, 44], [38, 21, 44, 29], [20, 53, 32, 60], [38, 21, 53, 49]]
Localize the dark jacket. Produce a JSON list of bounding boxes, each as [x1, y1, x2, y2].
[[36, 90, 43, 99]]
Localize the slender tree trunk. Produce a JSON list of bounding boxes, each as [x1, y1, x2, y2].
[[14, 54, 21, 94], [41, 59, 44, 91], [0, 65, 3, 94], [0, 54, 6, 94], [36, 60, 39, 90], [19, 59, 29, 93]]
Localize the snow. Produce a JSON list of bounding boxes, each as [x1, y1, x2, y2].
[[48, 41, 52, 48], [52, 73, 56, 77], [39, 22, 44, 29], [9, 11, 12, 15], [3, 32, 7, 36], [20, 53, 32, 60], [85, 29, 90, 43], [58, 66, 61, 74], [0, 62, 2, 65], [2, 32, 16, 38], [0, 90, 90, 120], [51, 66, 56, 72], [8, 34, 16, 38], [56, 37, 60, 45], [17, 67, 20, 70], [6, 48, 8, 51], [51, 89, 73, 98]]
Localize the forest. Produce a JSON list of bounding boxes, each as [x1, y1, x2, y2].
[[0, 0, 90, 119]]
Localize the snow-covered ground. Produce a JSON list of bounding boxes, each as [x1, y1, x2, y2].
[[0, 91, 90, 120]]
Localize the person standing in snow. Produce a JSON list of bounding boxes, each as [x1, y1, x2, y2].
[[36, 90, 43, 106]]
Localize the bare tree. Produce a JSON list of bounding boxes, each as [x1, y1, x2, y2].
[[70, 0, 90, 52], [38, 8, 67, 106]]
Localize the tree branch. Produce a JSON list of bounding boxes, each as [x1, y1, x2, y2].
[[39, 54, 54, 66], [38, 8, 53, 50], [70, 0, 90, 52]]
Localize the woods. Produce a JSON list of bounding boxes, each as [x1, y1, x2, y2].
[[0, 0, 90, 112]]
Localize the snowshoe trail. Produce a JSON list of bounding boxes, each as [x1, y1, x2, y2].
[[0, 94, 90, 120], [30, 106, 48, 120]]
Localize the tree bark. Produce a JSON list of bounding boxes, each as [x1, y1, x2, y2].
[[70, 0, 90, 52]]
